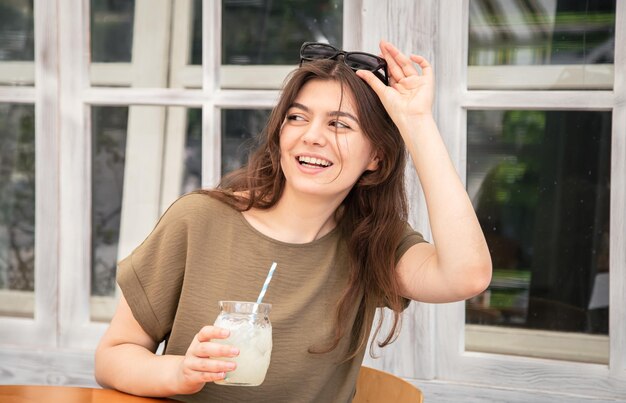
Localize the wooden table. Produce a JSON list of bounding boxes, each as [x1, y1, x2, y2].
[[0, 385, 178, 403]]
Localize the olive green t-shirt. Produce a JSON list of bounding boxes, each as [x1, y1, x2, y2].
[[117, 193, 425, 403]]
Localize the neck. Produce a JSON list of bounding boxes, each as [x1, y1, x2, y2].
[[244, 188, 346, 244]]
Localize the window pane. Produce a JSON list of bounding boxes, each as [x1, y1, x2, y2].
[[182, 108, 201, 194], [90, 0, 201, 88], [0, 0, 35, 86], [190, 0, 201, 65], [0, 103, 35, 318], [222, 0, 343, 65], [221, 109, 271, 175], [91, 106, 128, 298], [91, 105, 201, 321], [469, 0, 615, 65], [466, 110, 611, 362], [0, 0, 34, 61], [90, 0, 135, 63], [468, 0, 616, 90]]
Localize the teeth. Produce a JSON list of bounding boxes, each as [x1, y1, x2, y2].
[[298, 156, 331, 167]]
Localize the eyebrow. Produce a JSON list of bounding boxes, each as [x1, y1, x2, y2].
[[290, 102, 360, 125]]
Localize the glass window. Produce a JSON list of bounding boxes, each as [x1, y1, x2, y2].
[[190, 0, 202, 66], [181, 108, 201, 194], [221, 0, 343, 89], [91, 106, 201, 320], [91, 106, 127, 299], [222, 0, 342, 65], [90, 0, 201, 88], [465, 109, 611, 363], [90, 0, 135, 63], [468, 0, 616, 89], [0, 0, 35, 86], [221, 109, 271, 175], [0, 103, 35, 318]]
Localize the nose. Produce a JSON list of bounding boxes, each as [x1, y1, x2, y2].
[[301, 120, 328, 146]]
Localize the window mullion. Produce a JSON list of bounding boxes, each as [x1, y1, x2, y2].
[[201, 0, 221, 188], [57, 0, 92, 348], [0, 87, 36, 104], [433, 0, 469, 380], [609, 0, 626, 378], [203, 0, 220, 94], [463, 90, 614, 110], [342, 0, 362, 49], [33, 0, 60, 347]]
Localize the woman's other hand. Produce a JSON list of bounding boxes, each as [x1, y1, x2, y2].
[[176, 326, 239, 394], [95, 295, 239, 397]]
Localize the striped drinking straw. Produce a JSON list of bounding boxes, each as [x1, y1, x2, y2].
[[256, 261, 278, 305]]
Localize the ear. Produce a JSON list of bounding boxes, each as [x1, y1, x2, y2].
[[366, 154, 380, 172]]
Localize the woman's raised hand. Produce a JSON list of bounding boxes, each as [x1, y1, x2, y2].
[[175, 325, 239, 394], [356, 40, 434, 131]]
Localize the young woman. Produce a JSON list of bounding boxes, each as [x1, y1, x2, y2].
[[95, 40, 492, 402]]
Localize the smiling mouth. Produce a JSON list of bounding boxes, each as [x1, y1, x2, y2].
[[297, 156, 333, 168]]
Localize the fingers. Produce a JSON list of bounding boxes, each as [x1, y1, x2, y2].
[[356, 69, 388, 96], [380, 41, 413, 81], [192, 340, 239, 359], [190, 327, 239, 359], [196, 325, 229, 342], [186, 355, 237, 374], [410, 54, 433, 77], [379, 40, 432, 82], [180, 357, 232, 387], [178, 327, 240, 390]]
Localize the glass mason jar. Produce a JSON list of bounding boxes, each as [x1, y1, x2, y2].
[[212, 301, 273, 386]]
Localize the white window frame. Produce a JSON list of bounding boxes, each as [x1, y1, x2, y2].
[[0, 0, 58, 349], [1, 1, 625, 400], [417, 0, 626, 399]]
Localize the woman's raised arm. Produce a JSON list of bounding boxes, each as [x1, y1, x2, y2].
[[357, 41, 492, 303]]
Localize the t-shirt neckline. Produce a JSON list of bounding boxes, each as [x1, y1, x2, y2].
[[235, 209, 341, 248]]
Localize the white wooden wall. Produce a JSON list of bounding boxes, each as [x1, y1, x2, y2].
[[0, 1, 625, 402]]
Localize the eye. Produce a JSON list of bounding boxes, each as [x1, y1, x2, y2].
[[330, 120, 351, 130], [286, 114, 306, 122]]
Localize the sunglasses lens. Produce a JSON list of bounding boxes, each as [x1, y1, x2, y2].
[[299, 42, 389, 85], [344, 53, 380, 70], [301, 43, 337, 60]]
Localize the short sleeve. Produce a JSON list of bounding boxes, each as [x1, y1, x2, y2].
[[117, 196, 192, 342], [384, 222, 427, 310], [394, 222, 426, 264]]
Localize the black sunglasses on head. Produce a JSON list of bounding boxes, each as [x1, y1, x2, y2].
[[299, 42, 389, 86]]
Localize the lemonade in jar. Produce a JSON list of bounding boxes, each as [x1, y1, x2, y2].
[[212, 301, 272, 386]]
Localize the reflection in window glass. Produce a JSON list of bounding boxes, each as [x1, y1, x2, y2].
[[190, 0, 202, 65], [90, 0, 135, 63], [90, 0, 201, 88], [0, 0, 34, 61], [222, 0, 342, 65], [181, 108, 202, 194], [91, 106, 128, 297], [0, 104, 35, 307], [221, 109, 271, 175], [466, 110, 611, 338], [91, 106, 203, 299], [469, 0, 615, 66]]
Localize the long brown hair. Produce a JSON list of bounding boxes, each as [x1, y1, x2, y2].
[[202, 59, 409, 359]]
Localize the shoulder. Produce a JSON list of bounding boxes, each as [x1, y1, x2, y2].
[[149, 192, 239, 235], [166, 191, 236, 218]]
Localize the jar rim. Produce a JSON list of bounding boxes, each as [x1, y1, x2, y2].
[[218, 300, 272, 314]]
